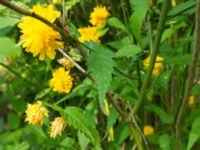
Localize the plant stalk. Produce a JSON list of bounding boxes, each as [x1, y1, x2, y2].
[[175, 0, 200, 149], [132, 0, 170, 115]]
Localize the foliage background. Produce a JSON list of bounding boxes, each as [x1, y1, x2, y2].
[[0, 0, 200, 150]]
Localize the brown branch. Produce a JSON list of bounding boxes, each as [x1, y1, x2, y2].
[[0, 0, 71, 39]]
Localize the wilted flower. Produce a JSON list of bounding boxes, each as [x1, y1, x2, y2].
[[18, 4, 63, 60], [50, 117, 66, 138], [25, 101, 49, 125], [58, 58, 74, 70], [49, 67, 73, 93], [89, 6, 110, 27]]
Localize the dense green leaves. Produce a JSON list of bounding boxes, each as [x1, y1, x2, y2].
[[107, 17, 127, 32], [88, 44, 115, 111], [187, 117, 200, 150], [115, 44, 142, 58], [62, 106, 101, 149], [0, 37, 21, 62], [129, 0, 148, 42]]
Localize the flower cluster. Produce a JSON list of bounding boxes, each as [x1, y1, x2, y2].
[[78, 5, 110, 43], [49, 67, 73, 94], [25, 101, 49, 125], [25, 101, 66, 138], [143, 55, 164, 76], [18, 4, 63, 60], [89, 6, 110, 27]]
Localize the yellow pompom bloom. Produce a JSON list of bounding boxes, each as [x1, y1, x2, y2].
[[18, 4, 63, 60], [58, 58, 74, 70], [49, 67, 73, 93], [188, 96, 195, 107], [89, 6, 110, 27], [53, 0, 61, 4], [143, 125, 154, 136], [50, 117, 66, 138], [78, 26, 100, 43], [143, 55, 164, 76], [25, 101, 49, 125]]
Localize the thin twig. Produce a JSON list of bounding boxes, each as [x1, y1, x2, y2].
[[58, 48, 86, 74], [106, 93, 144, 150], [175, 0, 200, 149], [0, 0, 70, 38]]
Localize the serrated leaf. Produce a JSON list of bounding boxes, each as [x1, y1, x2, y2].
[[78, 132, 90, 150], [187, 117, 200, 150], [88, 44, 115, 112], [105, 107, 118, 138], [159, 134, 171, 150], [62, 106, 101, 150], [115, 44, 142, 58], [107, 17, 127, 32], [0, 37, 21, 62], [129, 0, 148, 42], [146, 102, 174, 124]]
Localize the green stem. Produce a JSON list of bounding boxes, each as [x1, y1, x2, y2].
[[132, 0, 170, 115], [175, 0, 200, 149], [107, 93, 143, 150]]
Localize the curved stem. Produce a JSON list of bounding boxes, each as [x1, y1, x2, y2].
[[175, 0, 200, 149], [132, 0, 170, 115]]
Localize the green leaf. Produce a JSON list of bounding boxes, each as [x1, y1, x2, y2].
[[60, 137, 75, 149], [159, 134, 171, 150], [0, 16, 19, 36], [129, 0, 148, 42], [105, 107, 118, 137], [13, 141, 29, 150], [7, 112, 20, 129], [164, 54, 192, 65], [0, 130, 22, 144], [12, 99, 26, 112], [88, 44, 115, 111], [0, 37, 21, 62], [187, 117, 200, 150], [115, 44, 142, 58], [168, 1, 196, 17], [146, 102, 174, 124], [62, 106, 101, 150], [107, 37, 130, 49], [107, 17, 127, 32], [78, 132, 90, 150]]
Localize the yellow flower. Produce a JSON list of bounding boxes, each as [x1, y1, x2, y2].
[[143, 125, 154, 136], [50, 117, 66, 138], [18, 4, 63, 60], [53, 0, 61, 4], [49, 67, 73, 93], [78, 26, 100, 43], [188, 96, 195, 107], [58, 58, 74, 70], [25, 101, 49, 125], [143, 55, 164, 76], [89, 6, 110, 27]]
